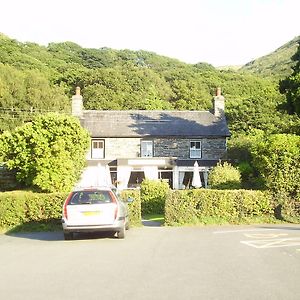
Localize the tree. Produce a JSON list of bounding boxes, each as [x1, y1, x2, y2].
[[251, 134, 300, 199], [0, 113, 90, 192], [280, 41, 300, 114]]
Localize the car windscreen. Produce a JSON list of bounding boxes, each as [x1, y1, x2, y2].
[[69, 191, 113, 205]]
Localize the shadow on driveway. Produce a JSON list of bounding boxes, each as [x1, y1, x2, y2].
[[6, 231, 120, 242]]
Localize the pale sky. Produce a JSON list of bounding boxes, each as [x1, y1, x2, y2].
[[0, 0, 299, 66]]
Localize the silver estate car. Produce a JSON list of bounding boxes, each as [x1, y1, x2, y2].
[[62, 186, 130, 240]]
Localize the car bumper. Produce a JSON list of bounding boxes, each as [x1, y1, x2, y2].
[[61, 219, 125, 233]]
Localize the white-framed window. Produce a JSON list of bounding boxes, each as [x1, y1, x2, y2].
[[141, 140, 153, 157], [190, 140, 202, 158], [91, 139, 105, 159]]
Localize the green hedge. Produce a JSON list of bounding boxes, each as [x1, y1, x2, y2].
[[0, 191, 67, 229], [0, 190, 142, 231], [165, 189, 274, 225], [140, 179, 170, 215], [120, 190, 142, 226]]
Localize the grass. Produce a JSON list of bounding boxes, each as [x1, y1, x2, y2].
[[142, 214, 165, 224]]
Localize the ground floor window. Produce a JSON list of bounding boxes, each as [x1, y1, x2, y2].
[[128, 171, 145, 188], [110, 167, 117, 186], [179, 171, 205, 189], [158, 168, 173, 188]]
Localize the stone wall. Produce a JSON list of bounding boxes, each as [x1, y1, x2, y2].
[[155, 137, 226, 159], [88, 137, 226, 160], [103, 137, 141, 159], [0, 167, 18, 191]]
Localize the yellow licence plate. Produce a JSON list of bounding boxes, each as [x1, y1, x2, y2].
[[82, 211, 101, 216]]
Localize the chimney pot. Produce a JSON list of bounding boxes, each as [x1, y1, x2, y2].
[[72, 87, 83, 117], [213, 87, 225, 118]]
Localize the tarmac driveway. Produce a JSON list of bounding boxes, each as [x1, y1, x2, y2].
[[1, 224, 300, 300]]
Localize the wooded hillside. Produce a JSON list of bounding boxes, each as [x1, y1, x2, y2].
[[0, 33, 299, 135]]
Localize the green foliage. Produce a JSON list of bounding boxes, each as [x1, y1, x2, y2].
[[280, 40, 300, 115], [0, 191, 66, 229], [241, 36, 300, 79], [120, 190, 142, 226], [1, 34, 300, 136], [227, 131, 266, 189], [140, 179, 170, 215], [251, 134, 300, 200], [164, 189, 274, 226], [0, 114, 90, 192], [208, 162, 241, 189]]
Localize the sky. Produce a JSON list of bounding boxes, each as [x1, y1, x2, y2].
[[0, 0, 299, 67]]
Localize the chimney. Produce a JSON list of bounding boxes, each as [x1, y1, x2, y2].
[[72, 86, 83, 117], [213, 87, 225, 118]]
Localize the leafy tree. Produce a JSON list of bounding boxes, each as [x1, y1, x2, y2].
[[280, 41, 300, 114], [208, 162, 242, 189], [250, 134, 300, 200], [0, 114, 90, 192]]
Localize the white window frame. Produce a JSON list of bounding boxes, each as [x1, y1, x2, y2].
[[91, 139, 105, 159], [141, 140, 153, 157], [190, 140, 202, 158]]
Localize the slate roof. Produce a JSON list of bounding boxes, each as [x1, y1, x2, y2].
[[80, 110, 230, 138]]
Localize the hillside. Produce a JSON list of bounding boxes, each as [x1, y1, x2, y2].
[[240, 36, 300, 79], [0, 33, 299, 135]]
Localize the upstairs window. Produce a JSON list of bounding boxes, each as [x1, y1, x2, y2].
[[141, 140, 153, 157], [91, 139, 105, 159], [190, 140, 202, 158]]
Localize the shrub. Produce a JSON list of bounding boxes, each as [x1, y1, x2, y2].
[[0, 191, 67, 229], [208, 162, 242, 189], [120, 190, 142, 226], [0, 113, 90, 192], [165, 189, 274, 226], [0, 190, 142, 231], [140, 179, 170, 215], [251, 134, 300, 199]]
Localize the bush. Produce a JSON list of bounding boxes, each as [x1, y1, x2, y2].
[[165, 189, 274, 226], [0, 113, 90, 192], [251, 134, 300, 198], [208, 162, 242, 189], [0, 190, 142, 231], [120, 190, 142, 226], [140, 179, 170, 215], [0, 191, 67, 229]]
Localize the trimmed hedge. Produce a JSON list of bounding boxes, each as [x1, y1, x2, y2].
[[0, 191, 67, 229], [120, 190, 142, 226], [140, 179, 170, 215], [0, 190, 142, 231], [165, 189, 274, 225]]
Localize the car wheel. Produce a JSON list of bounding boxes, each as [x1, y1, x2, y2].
[[125, 218, 130, 230], [64, 232, 73, 240], [117, 225, 125, 239]]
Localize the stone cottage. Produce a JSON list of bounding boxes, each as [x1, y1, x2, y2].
[[72, 87, 230, 190]]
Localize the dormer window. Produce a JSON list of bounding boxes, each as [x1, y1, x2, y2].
[[141, 140, 153, 157], [190, 140, 202, 158]]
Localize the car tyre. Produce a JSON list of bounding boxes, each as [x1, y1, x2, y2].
[[64, 232, 73, 240], [117, 225, 125, 239], [125, 218, 130, 230]]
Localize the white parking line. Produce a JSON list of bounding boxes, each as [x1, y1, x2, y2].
[[213, 228, 278, 234], [244, 233, 288, 239], [241, 237, 300, 249]]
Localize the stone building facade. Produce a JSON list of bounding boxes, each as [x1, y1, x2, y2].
[[72, 87, 230, 190]]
